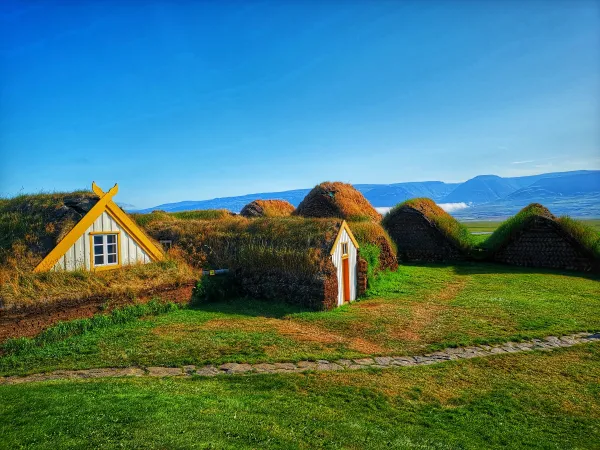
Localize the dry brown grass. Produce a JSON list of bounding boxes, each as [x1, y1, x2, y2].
[[240, 200, 295, 218], [194, 316, 387, 353], [0, 255, 200, 309], [294, 182, 381, 222]]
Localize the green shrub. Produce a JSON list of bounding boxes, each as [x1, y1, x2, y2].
[[359, 243, 380, 283]]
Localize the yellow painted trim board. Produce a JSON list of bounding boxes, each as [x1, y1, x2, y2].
[[33, 185, 119, 272], [92, 183, 164, 262], [330, 221, 360, 255]]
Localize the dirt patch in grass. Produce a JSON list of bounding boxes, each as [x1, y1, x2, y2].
[[391, 279, 467, 341], [191, 316, 387, 353]]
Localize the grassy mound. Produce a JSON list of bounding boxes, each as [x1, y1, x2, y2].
[[294, 181, 381, 222], [132, 209, 233, 227], [240, 200, 295, 218], [348, 221, 398, 274], [0, 191, 99, 270], [383, 198, 474, 252], [485, 203, 600, 258]]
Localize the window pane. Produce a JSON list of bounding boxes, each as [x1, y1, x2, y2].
[[107, 254, 117, 264], [94, 244, 104, 254], [94, 235, 103, 245], [94, 255, 104, 266], [107, 244, 117, 254], [107, 235, 116, 244]]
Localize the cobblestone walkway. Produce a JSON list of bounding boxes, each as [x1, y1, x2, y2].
[[2, 332, 598, 385]]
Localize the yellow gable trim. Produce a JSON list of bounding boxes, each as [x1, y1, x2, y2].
[[330, 220, 360, 255], [92, 183, 164, 262], [33, 184, 119, 272]]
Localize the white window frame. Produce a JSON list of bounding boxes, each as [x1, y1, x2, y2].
[[341, 242, 349, 256], [91, 233, 120, 268]]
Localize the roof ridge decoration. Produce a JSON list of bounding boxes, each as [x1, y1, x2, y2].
[[33, 182, 164, 272]]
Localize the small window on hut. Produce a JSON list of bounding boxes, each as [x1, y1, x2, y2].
[[92, 233, 119, 267], [341, 242, 349, 256], [159, 240, 173, 250]]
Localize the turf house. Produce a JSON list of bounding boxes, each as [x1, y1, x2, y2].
[[144, 217, 364, 309], [485, 203, 600, 272], [382, 198, 471, 262], [3, 182, 164, 273]]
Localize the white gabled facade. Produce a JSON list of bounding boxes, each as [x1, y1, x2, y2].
[[330, 222, 359, 306], [52, 211, 152, 271]]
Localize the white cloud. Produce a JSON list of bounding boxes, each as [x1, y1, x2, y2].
[[438, 202, 469, 212], [511, 160, 534, 165]]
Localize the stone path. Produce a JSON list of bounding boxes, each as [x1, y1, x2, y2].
[[1, 332, 598, 385]]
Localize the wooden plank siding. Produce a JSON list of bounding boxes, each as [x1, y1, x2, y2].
[[330, 228, 358, 306], [52, 211, 151, 271]]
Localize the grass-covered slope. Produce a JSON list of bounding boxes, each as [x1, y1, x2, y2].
[[240, 199, 295, 218], [131, 209, 233, 227], [484, 203, 600, 258], [0, 191, 99, 270], [294, 181, 381, 222], [348, 221, 398, 274]]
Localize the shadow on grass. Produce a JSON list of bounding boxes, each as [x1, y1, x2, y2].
[[399, 260, 600, 282], [189, 296, 312, 319]]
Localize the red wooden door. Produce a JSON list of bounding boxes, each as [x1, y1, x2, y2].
[[342, 257, 350, 303]]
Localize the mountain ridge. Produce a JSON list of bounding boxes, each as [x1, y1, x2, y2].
[[134, 170, 600, 219]]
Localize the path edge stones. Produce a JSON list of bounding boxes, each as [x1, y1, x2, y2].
[[1, 332, 598, 385]]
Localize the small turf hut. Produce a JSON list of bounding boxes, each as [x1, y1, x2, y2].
[[144, 217, 365, 310], [294, 181, 381, 222], [382, 198, 472, 262], [240, 199, 295, 218], [485, 203, 600, 272], [0, 182, 164, 273]]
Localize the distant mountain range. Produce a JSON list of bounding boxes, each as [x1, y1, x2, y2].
[[135, 170, 600, 220]]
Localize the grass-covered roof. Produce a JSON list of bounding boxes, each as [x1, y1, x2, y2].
[[143, 216, 345, 273], [0, 191, 99, 269], [484, 203, 600, 258], [382, 198, 473, 251], [240, 200, 295, 218], [294, 181, 381, 222], [131, 209, 234, 228]]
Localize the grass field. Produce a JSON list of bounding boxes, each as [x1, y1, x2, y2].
[[2, 263, 599, 377], [1, 343, 598, 449]]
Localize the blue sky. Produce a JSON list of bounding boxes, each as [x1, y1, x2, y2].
[[1, 1, 599, 208]]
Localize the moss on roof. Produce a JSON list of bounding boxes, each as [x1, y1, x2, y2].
[[294, 181, 381, 222], [131, 209, 234, 228], [484, 203, 600, 258], [382, 198, 474, 252], [0, 191, 99, 269], [143, 216, 344, 272], [240, 200, 295, 218]]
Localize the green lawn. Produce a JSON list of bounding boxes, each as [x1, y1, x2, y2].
[[2, 263, 599, 376], [1, 343, 599, 449]]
